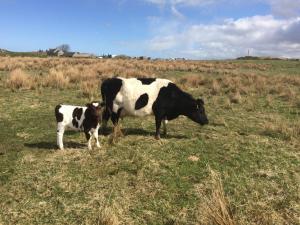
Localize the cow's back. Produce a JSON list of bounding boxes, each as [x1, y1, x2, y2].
[[102, 77, 172, 117]]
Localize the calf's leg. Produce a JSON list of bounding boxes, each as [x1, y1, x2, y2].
[[85, 131, 92, 150], [57, 123, 65, 150], [93, 125, 101, 148]]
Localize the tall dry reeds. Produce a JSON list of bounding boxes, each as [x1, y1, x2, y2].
[[1, 56, 299, 109], [196, 168, 236, 225], [6, 68, 35, 90], [43, 68, 69, 89]]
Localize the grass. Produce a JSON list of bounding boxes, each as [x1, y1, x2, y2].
[[0, 57, 299, 224]]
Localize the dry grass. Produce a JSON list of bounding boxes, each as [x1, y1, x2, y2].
[[178, 74, 207, 88], [1, 56, 299, 102], [80, 81, 98, 99], [262, 115, 300, 140], [6, 68, 35, 90], [94, 207, 120, 225], [211, 79, 221, 95], [229, 91, 242, 104], [43, 68, 70, 89], [196, 168, 236, 225]]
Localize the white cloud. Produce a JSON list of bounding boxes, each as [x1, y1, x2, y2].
[[266, 0, 300, 17], [147, 15, 300, 59], [170, 5, 184, 19], [146, 0, 300, 18]]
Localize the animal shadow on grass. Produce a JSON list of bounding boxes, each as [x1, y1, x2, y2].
[[24, 141, 86, 150], [101, 127, 187, 139], [24, 131, 86, 150]]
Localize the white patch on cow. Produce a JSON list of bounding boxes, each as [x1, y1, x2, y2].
[[58, 105, 86, 131], [92, 102, 99, 107], [113, 77, 172, 117]]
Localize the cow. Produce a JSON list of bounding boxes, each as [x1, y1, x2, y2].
[[100, 77, 208, 139], [55, 102, 103, 150]]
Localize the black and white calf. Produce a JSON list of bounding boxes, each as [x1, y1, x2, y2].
[[55, 102, 103, 150], [101, 77, 208, 139]]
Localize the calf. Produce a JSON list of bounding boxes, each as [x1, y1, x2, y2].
[[55, 102, 103, 150], [101, 77, 208, 139]]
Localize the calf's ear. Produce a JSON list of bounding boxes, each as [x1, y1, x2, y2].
[[196, 98, 204, 105]]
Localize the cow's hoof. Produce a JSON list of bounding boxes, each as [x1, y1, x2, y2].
[[155, 135, 160, 140]]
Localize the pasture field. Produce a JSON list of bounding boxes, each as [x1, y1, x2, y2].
[[0, 56, 299, 225]]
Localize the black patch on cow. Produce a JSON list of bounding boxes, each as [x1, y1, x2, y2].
[[153, 83, 208, 125], [72, 107, 83, 120], [137, 78, 156, 85], [101, 78, 123, 122], [55, 104, 63, 122], [152, 83, 180, 121], [135, 93, 149, 110], [101, 78, 123, 104], [82, 105, 101, 132], [72, 118, 79, 128]]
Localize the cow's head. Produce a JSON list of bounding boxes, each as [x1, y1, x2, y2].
[[187, 98, 208, 125], [86, 102, 104, 121]]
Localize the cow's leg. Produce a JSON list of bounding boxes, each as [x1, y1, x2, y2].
[[57, 123, 65, 150], [111, 109, 123, 138], [110, 112, 119, 142], [155, 116, 163, 140], [85, 131, 92, 150], [162, 119, 168, 136], [100, 107, 110, 134]]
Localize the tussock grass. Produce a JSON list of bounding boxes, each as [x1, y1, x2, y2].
[[196, 168, 236, 225], [229, 91, 242, 104], [6, 68, 35, 90], [44, 68, 70, 88], [262, 115, 300, 140]]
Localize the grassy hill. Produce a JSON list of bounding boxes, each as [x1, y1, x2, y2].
[[0, 49, 47, 57], [0, 57, 299, 224]]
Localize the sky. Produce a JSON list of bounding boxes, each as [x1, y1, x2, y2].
[[0, 0, 300, 59]]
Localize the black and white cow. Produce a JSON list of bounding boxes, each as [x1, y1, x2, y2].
[[55, 102, 103, 150], [101, 77, 208, 139]]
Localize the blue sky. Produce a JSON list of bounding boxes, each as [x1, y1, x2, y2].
[[0, 0, 299, 59]]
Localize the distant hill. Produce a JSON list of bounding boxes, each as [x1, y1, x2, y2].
[[0, 49, 47, 57]]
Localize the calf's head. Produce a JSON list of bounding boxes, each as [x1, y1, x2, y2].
[[86, 102, 104, 121], [187, 98, 208, 125]]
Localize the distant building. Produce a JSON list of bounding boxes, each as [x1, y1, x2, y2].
[[72, 52, 95, 58], [47, 48, 65, 56]]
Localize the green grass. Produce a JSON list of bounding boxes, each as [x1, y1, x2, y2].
[[0, 61, 299, 224]]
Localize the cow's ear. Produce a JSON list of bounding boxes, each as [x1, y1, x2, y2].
[[197, 98, 204, 105], [86, 103, 92, 108]]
